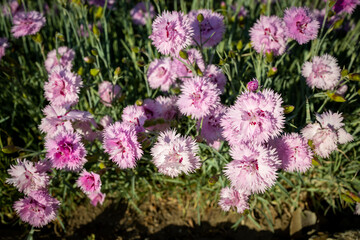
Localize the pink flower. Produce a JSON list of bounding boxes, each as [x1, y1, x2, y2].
[[284, 7, 319, 45], [87, 0, 115, 8], [13, 190, 60, 227], [122, 105, 148, 132], [332, 0, 360, 14], [336, 84, 348, 96], [130, 2, 155, 26], [98, 81, 121, 107], [219, 187, 249, 213], [103, 122, 143, 169], [204, 64, 227, 93], [151, 129, 201, 177], [44, 46, 75, 73], [173, 48, 205, 80], [155, 96, 179, 120], [143, 98, 160, 120], [301, 111, 353, 158], [11, 11, 46, 38], [6, 159, 50, 195], [77, 170, 101, 194], [44, 67, 83, 108], [147, 58, 176, 91], [0, 37, 9, 61], [177, 76, 220, 119], [188, 9, 225, 47], [149, 11, 193, 55], [198, 105, 226, 144], [269, 133, 313, 173], [88, 191, 106, 206], [45, 131, 87, 171], [225, 143, 280, 194], [249, 16, 287, 56], [100, 115, 113, 128], [221, 89, 284, 145], [302, 54, 341, 90], [2, 0, 23, 17], [246, 79, 259, 92]]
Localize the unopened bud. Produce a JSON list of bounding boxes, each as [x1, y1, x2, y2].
[[179, 50, 188, 60], [77, 66, 84, 76], [228, 50, 236, 58], [197, 13, 204, 23], [220, 1, 226, 9], [114, 67, 121, 76], [91, 49, 98, 56], [236, 40, 243, 50], [246, 79, 258, 92], [349, 73, 360, 81], [84, 56, 95, 63], [208, 175, 219, 186], [265, 50, 273, 63], [341, 69, 348, 77], [195, 64, 203, 76], [136, 99, 143, 106], [267, 67, 277, 77]]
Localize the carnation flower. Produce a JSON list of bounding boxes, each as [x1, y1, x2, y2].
[[224, 143, 280, 194], [177, 76, 220, 119], [88, 191, 106, 206], [301, 54, 341, 90], [77, 170, 101, 194], [0, 37, 9, 61], [155, 96, 179, 120], [147, 58, 176, 91], [122, 105, 148, 132], [44, 67, 83, 108], [87, 0, 115, 8], [103, 122, 143, 169], [100, 115, 113, 128], [45, 131, 87, 171], [130, 2, 155, 26], [2, 0, 23, 17], [6, 159, 50, 195], [249, 15, 287, 56], [151, 129, 201, 177], [218, 187, 249, 213], [44, 46, 75, 73], [188, 9, 225, 47], [301, 111, 353, 158], [14, 190, 60, 227], [173, 48, 205, 80], [221, 89, 284, 145], [11, 11, 46, 38], [246, 79, 259, 92], [332, 0, 360, 14], [283, 7, 319, 45], [149, 11, 193, 55], [204, 64, 227, 93], [198, 105, 226, 144], [269, 133, 313, 173], [98, 81, 121, 107]]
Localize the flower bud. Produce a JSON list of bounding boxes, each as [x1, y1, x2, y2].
[[114, 67, 121, 76], [341, 69, 348, 77], [84, 56, 95, 63], [246, 79, 259, 92], [136, 99, 143, 106], [197, 13, 204, 23], [349, 73, 360, 81], [265, 50, 273, 63], [91, 49, 98, 56], [179, 50, 188, 60], [267, 67, 277, 77]]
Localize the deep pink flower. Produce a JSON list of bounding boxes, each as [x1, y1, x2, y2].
[[189, 9, 225, 47], [98, 81, 121, 107], [151, 129, 201, 178], [221, 89, 284, 145], [77, 170, 101, 194], [219, 187, 249, 213], [147, 58, 176, 91], [44, 46, 75, 73], [130, 2, 155, 25], [149, 11, 193, 55], [173, 48, 205, 80], [302, 54, 341, 90], [249, 16, 287, 56], [45, 131, 87, 171], [11, 11, 46, 38], [225, 144, 280, 194], [284, 7, 319, 45], [198, 105, 226, 145], [13, 190, 60, 227], [246, 79, 259, 92], [0, 37, 9, 61], [103, 122, 143, 169], [204, 65, 227, 93], [122, 105, 148, 132], [177, 76, 220, 119], [88, 191, 106, 206]]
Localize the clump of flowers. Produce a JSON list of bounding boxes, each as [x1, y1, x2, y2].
[[130, 2, 155, 26], [11, 11, 46, 38], [147, 58, 176, 91], [44, 46, 75, 73], [218, 187, 249, 213], [173, 48, 205, 79], [0, 37, 9, 61], [151, 129, 201, 178], [98, 81, 121, 107], [204, 65, 227, 93]]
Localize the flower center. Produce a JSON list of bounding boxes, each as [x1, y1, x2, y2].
[[264, 28, 278, 42], [313, 63, 331, 79], [157, 67, 167, 78]]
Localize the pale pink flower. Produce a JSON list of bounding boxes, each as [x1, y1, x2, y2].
[[177, 76, 220, 119], [249, 16, 287, 56], [225, 144, 280, 194], [219, 187, 249, 213], [149, 11, 193, 55], [14, 190, 60, 227], [44, 46, 75, 73], [173, 48, 205, 80], [246, 79, 259, 92], [130, 2, 155, 25], [204, 64, 227, 93], [147, 58, 176, 91], [284, 7, 319, 45], [198, 105, 226, 145], [155, 96, 179, 120], [103, 122, 143, 169], [122, 105, 148, 132], [0, 37, 9, 61], [301, 54, 341, 90], [77, 170, 101, 194], [11, 11, 46, 38], [88, 191, 106, 206], [151, 129, 201, 177], [336, 84, 348, 96], [98, 81, 121, 107], [221, 89, 284, 145]]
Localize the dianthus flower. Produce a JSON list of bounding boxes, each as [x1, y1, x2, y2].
[[224, 144, 280, 194], [177, 76, 220, 119], [7, 159, 50, 195], [198, 105, 226, 144], [147, 58, 176, 91], [221, 89, 284, 145], [13, 190, 60, 227], [130, 2, 155, 26], [11, 11, 46, 38], [151, 129, 201, 178], [331, 0, 360, 14], [301, 54, 341, 90], [44, 46, 75, 73], [0, 37, 9, 61], [98, 81, 121, 107], [188, 9, 225, 47], [173, 48, 205, 80], [45, 131, 87, 171], [269, 133, 313, 173], [2, 0, 23, 17], [88, 191, 106, 206], [301, 111, 353, 158], [149, 11, 193, 55], [249, 16, 287, 56], [77, 170, 101, 194], [44, 67, 83, 108], [218, 187, 249, 213], [204, 64, 227, 93], [103, 122, 143, 169], [122, 105, 148, 132], [155, 96, 179, 120], [87, 0, 115, 8], [246, 79, 259, 92]]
